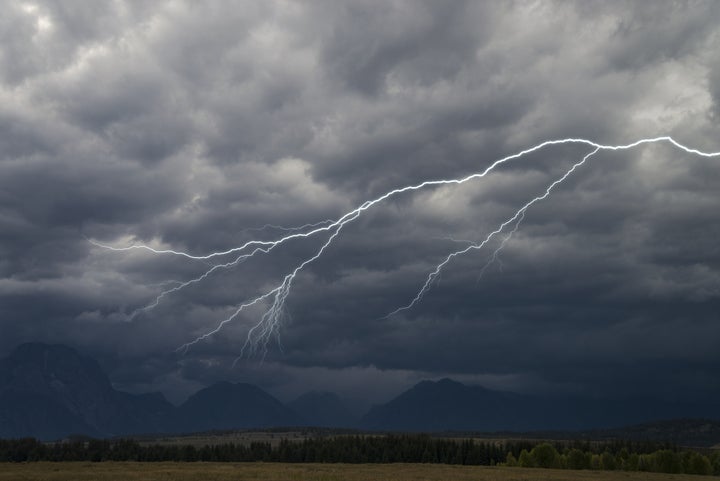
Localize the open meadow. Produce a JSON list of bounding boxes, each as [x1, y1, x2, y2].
[[1, 462, 718, 481]]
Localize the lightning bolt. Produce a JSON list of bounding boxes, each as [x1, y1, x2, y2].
[[242, 220, 335, 234], [384, 147, 600, 318], [475, 210, 526, 284], [91, 136, 720, 354], [125, 220, 337, 318]]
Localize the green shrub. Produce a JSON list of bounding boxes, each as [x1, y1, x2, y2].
[[653, 449, 682, 474], [566, 448, 590, 470], [625, 453, 640, 471], [529, 443, 559, 468], [518, 449, 534, 468], [600, 451, 616, 470], [684, 451, 712, 475]]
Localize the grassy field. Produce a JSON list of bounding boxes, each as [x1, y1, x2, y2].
[[1, 462, 718, 481]]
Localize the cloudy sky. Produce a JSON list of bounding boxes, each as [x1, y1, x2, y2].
[[2, 0, 720, 409]]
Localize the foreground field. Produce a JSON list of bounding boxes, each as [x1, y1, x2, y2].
[[1, 462, 718, 481]]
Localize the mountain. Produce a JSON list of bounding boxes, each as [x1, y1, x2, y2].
[[176, 381, 301, 432], [362, 378, 538, 432], [289, 391, 356, 428], [2, 344, 719, 440], [361, 378, 720, 433], [0, 343, 174, 439], [0, 344, 303, 439]]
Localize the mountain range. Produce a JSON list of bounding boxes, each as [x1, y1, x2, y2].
[[361, 377, 720, 432], [1, 343, 718, 444]]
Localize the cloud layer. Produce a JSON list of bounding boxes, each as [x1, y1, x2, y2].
[[1, 0, 719, 405]]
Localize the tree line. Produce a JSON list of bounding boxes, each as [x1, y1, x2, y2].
[[507, 441, 717, 475], [0, 435, 718, 475]]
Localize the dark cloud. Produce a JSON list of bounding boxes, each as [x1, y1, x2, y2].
[[1, 0, 719, 407], [319, 1, 488, 95]]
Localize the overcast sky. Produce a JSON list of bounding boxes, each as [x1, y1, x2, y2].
[[1, 0, 720, 408]]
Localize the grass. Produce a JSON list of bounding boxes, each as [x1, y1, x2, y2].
[[0, 462, 718, 481]]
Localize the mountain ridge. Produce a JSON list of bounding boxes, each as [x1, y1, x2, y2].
[[361, 377, 720, 433], [178, 381, 301, 432], [0, 342, 175, 439], [1, 343, 718, 443]]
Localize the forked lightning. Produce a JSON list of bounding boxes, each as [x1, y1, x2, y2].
[[91, 137, 720, 355]]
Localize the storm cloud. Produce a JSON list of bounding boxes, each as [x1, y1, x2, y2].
[[1, 0, 719, 406]]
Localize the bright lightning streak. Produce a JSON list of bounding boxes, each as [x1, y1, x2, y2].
[[475, 210, 526, 284], [385, 147, 600, 318], [129, 245, 272, 320], [243, 220, 335, 234], [92, 136, 720, 354], [93, 137, 708, 261], [435, 236, 476, 246], [238, 221, 354, 359], [131, 219, 336, 316], [176, 219, 355, 355]]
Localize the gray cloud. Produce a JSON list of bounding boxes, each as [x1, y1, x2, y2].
[[1, 0, 719, 406]]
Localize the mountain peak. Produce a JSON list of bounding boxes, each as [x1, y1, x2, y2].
[[178, 381, 300, 431], [362, 378, 531, 432], [1, 342, 112, 393], [0, 343, 177, 439], [416, 378, 467, 389], [437, 377, 462, 385]]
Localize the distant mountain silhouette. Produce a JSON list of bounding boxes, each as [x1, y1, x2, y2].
[[1, 344, 719, 440], [0, 343, 173, 439], [177, 381, 300, 432], [289, 391, 356, 428], [0, 344, 302, 439], [362, 378, 538, 432], [361, 378, 720, 432]]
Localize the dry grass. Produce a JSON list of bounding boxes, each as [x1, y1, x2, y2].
[[0, 462, 718, 481]]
